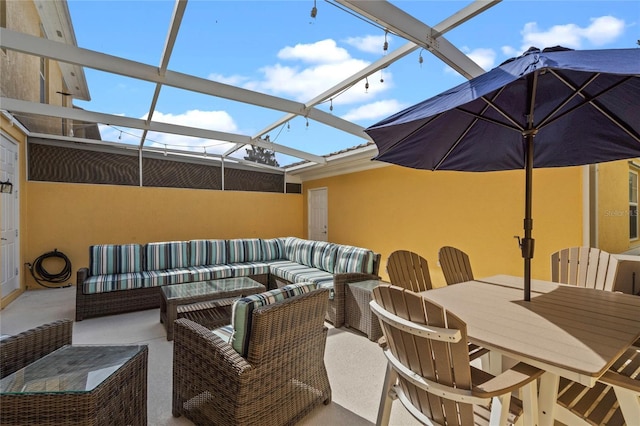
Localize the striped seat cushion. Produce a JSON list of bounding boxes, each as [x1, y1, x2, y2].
[[83, 271, 164, 294], [189, 239, 227, 267], [228, 262, 270, 277], [212, 324, 234, 343], [231, 283, 317, 357], [334, 244, 374, 274], [157, 268, 192, 285], [145, 241, 189, 270], [269, 262, 334, 287], [228, 239, 263, 263], [261, 238, 285, 261], [89, 244, 143, 276], [188, 264, 234, 281]]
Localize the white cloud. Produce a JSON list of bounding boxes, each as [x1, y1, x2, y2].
[[278, 39, 350, 63], [150, 110, 238, 133], [99, 110, 242, 155], [467, 48, 496, 72], [445, 47, 496, 74], [581, 16, 626, 46], [520, 15, 625, 51], [340, 99, 406, 122], [244, 39, 393, 103], [344, 34, 390, 54], [501, 45, 518, 57]]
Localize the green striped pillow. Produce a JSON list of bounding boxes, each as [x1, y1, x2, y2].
[[89, 244, 143, 276], [231, 282, 317, 357], [228, 239, 263, 263], [334, 245, 374, 274]]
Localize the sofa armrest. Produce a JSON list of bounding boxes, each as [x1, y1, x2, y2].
[[0, 319, 73, 379], [77, 267, 89, 285]]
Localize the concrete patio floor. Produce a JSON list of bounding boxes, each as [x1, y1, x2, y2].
[[0, 286, 419, 425]]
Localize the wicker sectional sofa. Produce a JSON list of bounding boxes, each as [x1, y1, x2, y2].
[[76, 237, 380, 326]]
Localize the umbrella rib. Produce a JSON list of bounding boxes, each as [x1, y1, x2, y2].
[[434, 86, 524, 170], [537, 71, 599, 129], [543, 72, 640, 143]]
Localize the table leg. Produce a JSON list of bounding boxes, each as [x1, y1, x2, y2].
[[613, 385, 640, 423], [538, 372, 559, 426], [166, 301, 177, 341]]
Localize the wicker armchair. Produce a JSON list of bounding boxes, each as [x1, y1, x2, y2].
[[0, 319, 73, 379], [172, 288, 332, 425]]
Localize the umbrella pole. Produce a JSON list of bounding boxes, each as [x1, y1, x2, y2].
[[522, 131, 536, 301]]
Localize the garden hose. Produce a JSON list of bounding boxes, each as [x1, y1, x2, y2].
[[26, 249, 72, 288]]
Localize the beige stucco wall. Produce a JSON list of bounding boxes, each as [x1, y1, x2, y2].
[[303, 164, 585, 287]]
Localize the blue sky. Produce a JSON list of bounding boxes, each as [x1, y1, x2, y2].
[[67, 1, 639, 166]]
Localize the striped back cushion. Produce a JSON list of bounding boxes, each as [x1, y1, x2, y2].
[[334, 244, 374, 274], [89, 244, 143, 276], [310, 241, 337, 272], [189, 239, 226, 266], [261, 238, 285, 260], [286, 237, 315, 267], [145, 241, 189, 270], [228, 239, 263, 263], [231, 282, 317, 357]]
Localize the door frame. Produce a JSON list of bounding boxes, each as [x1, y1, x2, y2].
[[1, 131, 21, 301]]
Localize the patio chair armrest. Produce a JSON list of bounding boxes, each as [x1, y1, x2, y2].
[[471, 362, 543, 398], [600, 370, 640, 393], [0, 319, 73, 378], [173, 318, 252, 374]]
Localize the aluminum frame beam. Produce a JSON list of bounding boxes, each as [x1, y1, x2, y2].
[[2, 97, 327, 164], [228, 0, 501, 157], [335, 0, 496, 79], [0, 28, 366, 140]]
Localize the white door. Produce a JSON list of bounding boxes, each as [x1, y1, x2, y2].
[[1, 134, 20, 298], [308, 188, 328, 241]]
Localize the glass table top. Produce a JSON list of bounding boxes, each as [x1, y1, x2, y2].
[[349, 279, 382, 290], [161, 277, 264, 300], [0, 345, 145, 394]]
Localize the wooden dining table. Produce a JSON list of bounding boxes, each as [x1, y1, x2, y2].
[[420, 274, 640, 426]]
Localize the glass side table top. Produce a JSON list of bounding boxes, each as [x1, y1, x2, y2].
[[0, 345, 145, 394], [161, 277, 263, 300], [349, 279, 382, 291]]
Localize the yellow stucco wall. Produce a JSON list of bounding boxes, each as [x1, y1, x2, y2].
[[597, 160, 640, 253], [22, 182, 303, 290], [303, 164, 585, 287]]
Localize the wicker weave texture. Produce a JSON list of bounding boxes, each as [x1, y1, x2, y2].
[[172, 288, 331, 425], [1, 346, 148, 426], [76, 268, 161, 321], [1, 321, 148, 426], [0, 320, 73, 379], [345, 281, 383, 341]]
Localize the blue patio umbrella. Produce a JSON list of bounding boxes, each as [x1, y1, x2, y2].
[[365, 46, 640, 301]]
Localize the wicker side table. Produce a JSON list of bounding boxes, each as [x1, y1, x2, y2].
[[0, 344, 148, 426], [345, 279, 383, 341]]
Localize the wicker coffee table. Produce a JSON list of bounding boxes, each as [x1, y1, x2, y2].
[[0, 344, 148, 426], [345, 279, 383, 341], [160, 277, 266, 340]]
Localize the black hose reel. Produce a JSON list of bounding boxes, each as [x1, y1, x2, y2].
[[26, 249, 72, 289]]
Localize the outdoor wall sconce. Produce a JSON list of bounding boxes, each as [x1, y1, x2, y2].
[[0, 180, 13, 194]]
